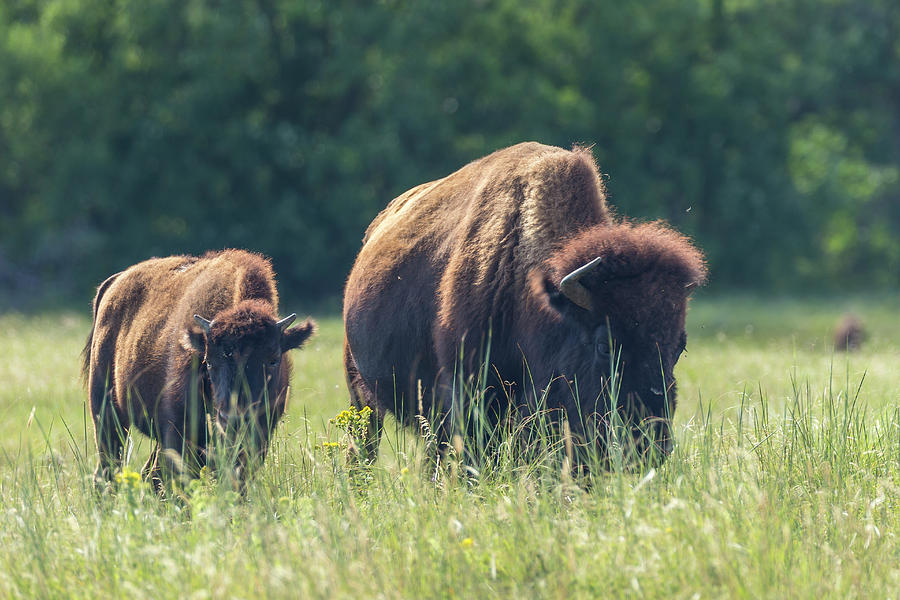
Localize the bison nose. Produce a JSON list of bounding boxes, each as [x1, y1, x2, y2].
[[659, 431, 673, 455], [650, 377, 677, 398], [656, 421, 674, 454]]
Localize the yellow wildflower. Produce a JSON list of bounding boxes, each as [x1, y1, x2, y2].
[[114, 466, 141, 486]]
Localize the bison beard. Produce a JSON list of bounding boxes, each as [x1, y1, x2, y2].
[[343, 142, 707, 474], [82, 250, 315, 493]]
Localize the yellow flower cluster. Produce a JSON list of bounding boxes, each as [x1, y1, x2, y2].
[[114, 466, 141, 487], [329, 405, 372, 439], [316, 440, 343, 457]]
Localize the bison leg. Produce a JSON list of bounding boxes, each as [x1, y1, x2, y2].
[[348, 377, 384, 464], [89, 368, 128, 484], [359, 403, 385, 464], [344, 340, 383, 463]]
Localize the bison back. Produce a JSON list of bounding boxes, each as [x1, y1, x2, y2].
[[344, 142, 610, 420]]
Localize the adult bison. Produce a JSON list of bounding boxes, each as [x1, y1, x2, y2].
[[82, 249, 315, 491], [343, 142, 706, 469]]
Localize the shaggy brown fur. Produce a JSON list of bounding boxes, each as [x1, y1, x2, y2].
[[834, 314, 866, 351], [82, 249, 315, 491], [343, 142, 707, 466]]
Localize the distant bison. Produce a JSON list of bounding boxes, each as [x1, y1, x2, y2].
[[344, 142, 706, 468], [82, 250, 315, 491], [834, 314, 866, 351]]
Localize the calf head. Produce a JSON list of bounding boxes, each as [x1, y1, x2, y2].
[[529, 221, 706, 465], [188, 299, 315, 443]]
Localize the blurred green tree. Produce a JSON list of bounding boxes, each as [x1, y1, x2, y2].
[[0, 0, 897, 306]]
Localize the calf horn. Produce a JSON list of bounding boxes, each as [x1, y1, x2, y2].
[[276, 314, 297, 331], [559, 256, 603, 311]]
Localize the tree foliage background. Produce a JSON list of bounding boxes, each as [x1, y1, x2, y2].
[[1, 0, 898, 306]]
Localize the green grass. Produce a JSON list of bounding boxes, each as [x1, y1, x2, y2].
[[1, 295, 899, 598]]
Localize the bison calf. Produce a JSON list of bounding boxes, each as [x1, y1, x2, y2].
[[82, 250, 315, 492]]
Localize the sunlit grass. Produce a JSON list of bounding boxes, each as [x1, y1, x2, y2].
[[0, 295, 899, 598]]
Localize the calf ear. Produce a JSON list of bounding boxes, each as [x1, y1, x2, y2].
[[282, 318, 316, 351]]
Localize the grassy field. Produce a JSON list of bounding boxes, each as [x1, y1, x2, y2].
[[1, 295, 899, 598]]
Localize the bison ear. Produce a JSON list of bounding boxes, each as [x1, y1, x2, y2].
[[559, 256, 604, 312], [183, 314, 212, 353], [282, 318, 316, 351], [183, 325, 207, 354], [529, 269, 588, 325]]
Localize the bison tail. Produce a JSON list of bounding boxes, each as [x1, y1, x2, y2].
[[81, 271, 121, 385], [79, 334, 92, 385]]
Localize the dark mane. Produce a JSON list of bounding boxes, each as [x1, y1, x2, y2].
[[549, 221, 708, 291]]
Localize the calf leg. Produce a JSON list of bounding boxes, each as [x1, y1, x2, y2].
[[157, 423, 187, 494], [142, 443, 162, 490], [156, 417, 213, 495]]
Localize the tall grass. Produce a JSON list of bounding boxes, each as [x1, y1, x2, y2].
[[1, 296, 899, 598]]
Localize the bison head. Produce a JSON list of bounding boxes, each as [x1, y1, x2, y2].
[[188, 299, 315, 443], [525, 222, 706, 466]]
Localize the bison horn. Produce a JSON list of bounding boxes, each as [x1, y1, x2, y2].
[[559, 256, 603, 311], [193, 314, 213, 334], [276, 313, 297, 331]]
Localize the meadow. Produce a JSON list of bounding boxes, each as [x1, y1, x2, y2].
[[1, 295, 899, 599]]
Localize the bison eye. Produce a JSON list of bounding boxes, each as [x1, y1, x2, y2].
[[268, 356, 280, 367], [596, 338, 611, 358], [594, 326, 612, 359]]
